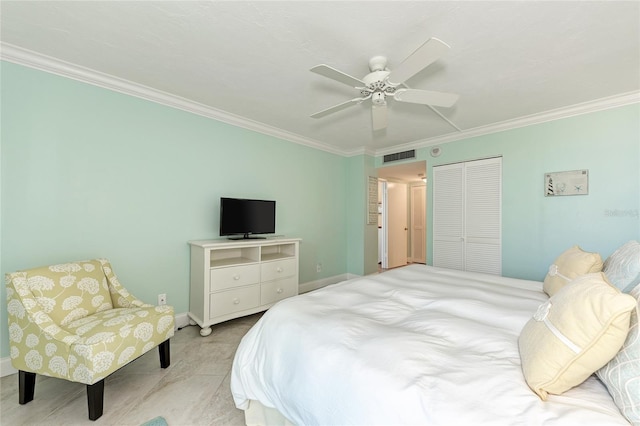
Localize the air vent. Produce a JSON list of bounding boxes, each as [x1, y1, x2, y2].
[[383, 149, 416, 163]]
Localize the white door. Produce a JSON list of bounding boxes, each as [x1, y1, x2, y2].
[[464, 158, 502, 274], [410, 184, 426, 263], [433, 157, 502, 275], [387, 182, 408, 269], [432, 163, 465, 270]]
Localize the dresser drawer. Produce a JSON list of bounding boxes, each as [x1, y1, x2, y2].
[[210, 264, 260, 292], [209, 286, 260, 318], [261, 276, 298, 305], [261, 258, 297, 282]]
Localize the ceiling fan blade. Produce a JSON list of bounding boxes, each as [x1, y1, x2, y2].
[[393, 88, 459, 107], [310, 64, 365, 88], [387, 38, 450, 86], [371, 103, 388, 131], [310, 98, 362, 119]]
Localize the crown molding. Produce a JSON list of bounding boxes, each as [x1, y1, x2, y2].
[[2, 43, 638, 160], [0, 43, 347, 156], [375, 91, 640, 156], [342, 146, 377, 157]]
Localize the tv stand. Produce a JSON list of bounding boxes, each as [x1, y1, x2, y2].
[[187, 238, 301, 337]]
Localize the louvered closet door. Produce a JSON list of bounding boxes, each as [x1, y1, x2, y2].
[[433, 157, 502, 275], [465, 158, 502, 275], [432, 163, 464, 270]]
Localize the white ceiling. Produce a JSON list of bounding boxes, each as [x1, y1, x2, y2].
[[2, 1, 639, 156]]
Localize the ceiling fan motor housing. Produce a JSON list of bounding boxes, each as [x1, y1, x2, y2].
[[368, 56, 388, 72]]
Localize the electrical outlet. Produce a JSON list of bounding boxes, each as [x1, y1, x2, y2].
[[158, 293, 167, 306], [316, 263, 322, 273]]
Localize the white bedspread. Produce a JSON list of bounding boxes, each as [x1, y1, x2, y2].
[[231, 265, 628, 425]]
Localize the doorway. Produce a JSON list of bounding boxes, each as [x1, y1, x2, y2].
[[377, 161, 427, 271]]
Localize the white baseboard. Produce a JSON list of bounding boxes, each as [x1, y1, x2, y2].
[[299, 273, 355, 294], [1, 357, 18, 378], [174, 312, 190, 330]]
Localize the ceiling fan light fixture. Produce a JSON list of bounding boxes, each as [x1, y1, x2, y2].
[[372, 91, 386, 105]]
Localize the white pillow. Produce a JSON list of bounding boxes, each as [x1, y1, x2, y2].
[[603, 240, 640, 293], [597, 282, 640, 425]]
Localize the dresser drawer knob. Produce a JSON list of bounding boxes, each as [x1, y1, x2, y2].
[[276, 288, 283, 294], [233, 298, 240, 305], [233, 275, 240, 280], [276, 267, 283, 273]]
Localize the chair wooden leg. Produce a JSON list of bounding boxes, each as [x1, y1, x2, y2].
[[18, 370, 36, 404], [158, 339, 170, 368], [86, 380, 104, 421]]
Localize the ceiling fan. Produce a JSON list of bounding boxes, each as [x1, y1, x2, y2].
[[310, 37, 459, 131]]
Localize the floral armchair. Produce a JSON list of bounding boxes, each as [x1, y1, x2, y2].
[[5, 258, 175, 421]]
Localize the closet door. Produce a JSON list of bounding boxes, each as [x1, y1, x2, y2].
[[433, 157, 502, 275], [464, 157, 502, 275], [432, 163, 464, 270]]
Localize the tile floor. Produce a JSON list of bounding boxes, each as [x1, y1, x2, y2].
[[0, 313, 263, 426]]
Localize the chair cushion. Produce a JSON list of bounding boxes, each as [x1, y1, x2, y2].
[[37, 305, 175, 383], [24, 260, 113, 326]]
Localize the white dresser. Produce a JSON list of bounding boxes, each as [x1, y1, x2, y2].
[[188, 238, 301, 336]]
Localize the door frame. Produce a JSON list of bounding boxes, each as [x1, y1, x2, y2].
[[409, 183, 427, 264], [377, 161, 427, 270]]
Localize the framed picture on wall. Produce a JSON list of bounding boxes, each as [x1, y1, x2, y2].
[[545, 169, 589, 196]]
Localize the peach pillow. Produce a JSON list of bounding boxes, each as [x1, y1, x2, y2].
[[543, 245, 603, 296], [519, 273, 636, 400]]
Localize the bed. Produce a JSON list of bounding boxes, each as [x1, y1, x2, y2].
[[231, 256, 639, 425]]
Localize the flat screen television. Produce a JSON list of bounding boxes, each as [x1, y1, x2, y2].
[[219, 197, 276, 240]]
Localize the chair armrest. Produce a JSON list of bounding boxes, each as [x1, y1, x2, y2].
[[98, 259, 153, 308]]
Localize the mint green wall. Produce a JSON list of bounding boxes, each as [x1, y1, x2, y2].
[[345, 154, 378, 276], [1, 60, 638, 360], [0, 62, 348, 358], [415, 104, 639, 281]]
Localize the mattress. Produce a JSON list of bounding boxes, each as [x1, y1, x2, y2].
[[231, 264, 628, 425]]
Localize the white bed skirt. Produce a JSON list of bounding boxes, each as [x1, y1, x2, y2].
[[245, 400, 294, 426]]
